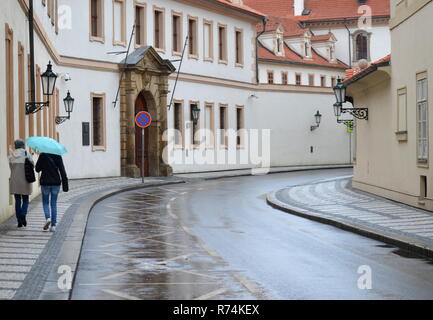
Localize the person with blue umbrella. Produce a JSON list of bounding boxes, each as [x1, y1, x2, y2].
[[26, 137, 69, 232]]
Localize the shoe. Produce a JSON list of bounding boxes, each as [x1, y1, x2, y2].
[[18, 223, 23, 228], [22, 218, 27, 227], [50, 226, 56, 232], [43, 219, 51, 231]]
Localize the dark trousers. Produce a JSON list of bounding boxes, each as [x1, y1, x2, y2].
[[14, 194, 29, 223]]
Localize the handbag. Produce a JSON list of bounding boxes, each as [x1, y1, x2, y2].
[[24, 151, 36, 183], [46, 154, 69, 193]]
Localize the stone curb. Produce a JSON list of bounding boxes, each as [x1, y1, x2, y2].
[[38, 180, 185, 300], [267, 187, 433, 260], [176, 164, 353, 181]]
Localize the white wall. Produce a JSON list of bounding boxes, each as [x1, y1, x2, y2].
[[167, 78, 352, 173], [53, 0, 258, 83], [259, 63, 345, 86], [312, 24, 391, 66]]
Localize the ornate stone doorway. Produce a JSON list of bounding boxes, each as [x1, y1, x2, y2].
[[119, 46, 175, 177], [134, 92, 149, 176]]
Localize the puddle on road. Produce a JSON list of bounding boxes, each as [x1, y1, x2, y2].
[[375, 244, 433, 265]]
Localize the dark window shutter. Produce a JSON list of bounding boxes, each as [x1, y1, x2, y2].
[[82, 122, 90, 146]]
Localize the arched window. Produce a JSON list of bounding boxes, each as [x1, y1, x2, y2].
[[356, 33, 368, 60]]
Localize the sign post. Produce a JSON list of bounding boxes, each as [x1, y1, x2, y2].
[[135, 111, 152, 183]]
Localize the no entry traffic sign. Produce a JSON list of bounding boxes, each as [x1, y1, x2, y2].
[[135, 111, 152, 128]]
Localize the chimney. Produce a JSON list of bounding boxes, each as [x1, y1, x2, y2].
[[294, 0, 304, 16]]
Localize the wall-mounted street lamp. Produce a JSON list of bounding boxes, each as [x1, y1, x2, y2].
[[333, 79, 368, 120], [337, 118, 354, 126], [55, 91, 75, 125], [191, 105, 201, 124], [310, 110, 322, 131], [25, 61, 58, 114]]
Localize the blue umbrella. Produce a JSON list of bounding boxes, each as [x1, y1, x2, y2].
[[26, 137, 68, 156]]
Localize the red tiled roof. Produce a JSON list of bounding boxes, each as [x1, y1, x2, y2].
[[311, 34, 333, 42], [258, 16, 306, 37], [243, 0, 390, 21], [344, 54, 391, 82], [243, 0, 293, 18], [259, 42, 348, 69], [298, 0, 390, 22], [215, 0, 266, 18]]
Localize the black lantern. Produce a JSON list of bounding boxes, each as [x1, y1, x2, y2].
[[334, 103, 342, 117], [63, 91, 74, 114], [333, 78, 346, 104], [191, 105, 201, 123], [56, 91, 75, 125], [314, 110, 322, 125], [311, 110, 322, 131], [41, 61, 58, 96]]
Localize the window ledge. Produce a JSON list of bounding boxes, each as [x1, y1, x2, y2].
[[417, 160, 429, 168], [204, 57, 214, 62], [188, 54, 199, 60], [155, 48, 166, 54], [235, 63, 244, 68], [92, 146, 106, 152], [113, 41, 127, 47], [395, 131, 408, 142], [172, 51, 182, 57], [90, 36, 105, 44], [218, 60, 228, 65]]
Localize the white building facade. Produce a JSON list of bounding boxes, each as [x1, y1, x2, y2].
[[0, 0, 390, 222]]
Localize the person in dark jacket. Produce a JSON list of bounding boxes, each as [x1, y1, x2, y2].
[[8, 139, 34, 228], [35, 152, 69, 232]]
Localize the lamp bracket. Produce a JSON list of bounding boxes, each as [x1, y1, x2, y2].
[[310, 124, 319, 131], [25, 102, 49, 115], [55, 116, 70, 125], [341, 107, 368, 120]]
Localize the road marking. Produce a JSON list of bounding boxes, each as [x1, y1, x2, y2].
[[201, 245, 220, 258], [155, 254, 193, 265], [181, 225, 194, 236], [80, 282, 217, 286], [194, 288, 228, 300], [99, 232, 175, 248], [104, 253, 218, 279], [166, 203, 178, 220], [233, 274, 262, 294], [100, 268, 143, 281], [101, 289, 141, 300]]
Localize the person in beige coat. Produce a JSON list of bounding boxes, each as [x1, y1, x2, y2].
[[8, 139, 34, 228]]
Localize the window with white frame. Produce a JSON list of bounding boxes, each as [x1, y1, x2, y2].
[[172, 13, 182, 54], [190, 102, 200, 146], [397, 87, 407, 133], [236, 106, 245, 147], [282, 72, 288, 85], [417, 75, 428, 162], [90, 0, 104, 41], [113, 0, 126, 46], [188, 16, 198, 57], [235, 29, 243, 65], [173, 101, 183, 147], [203, 20, 213, 61], [218, 24, 227, 63], [205, 103, 214, 147], [91, 93, 106, 150], [135, 3, 146, 46], [154, 8, 165, 50], [219, 104, 228, 147]]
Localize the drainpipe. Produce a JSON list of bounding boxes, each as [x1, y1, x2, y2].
[[344, 19, 352, 69], [256, 17, 268, 84], [29, 0, 36, 106]]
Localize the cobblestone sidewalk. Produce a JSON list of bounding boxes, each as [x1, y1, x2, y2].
[[0, 177, 176, 300], [267, 177, 433, 257]]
